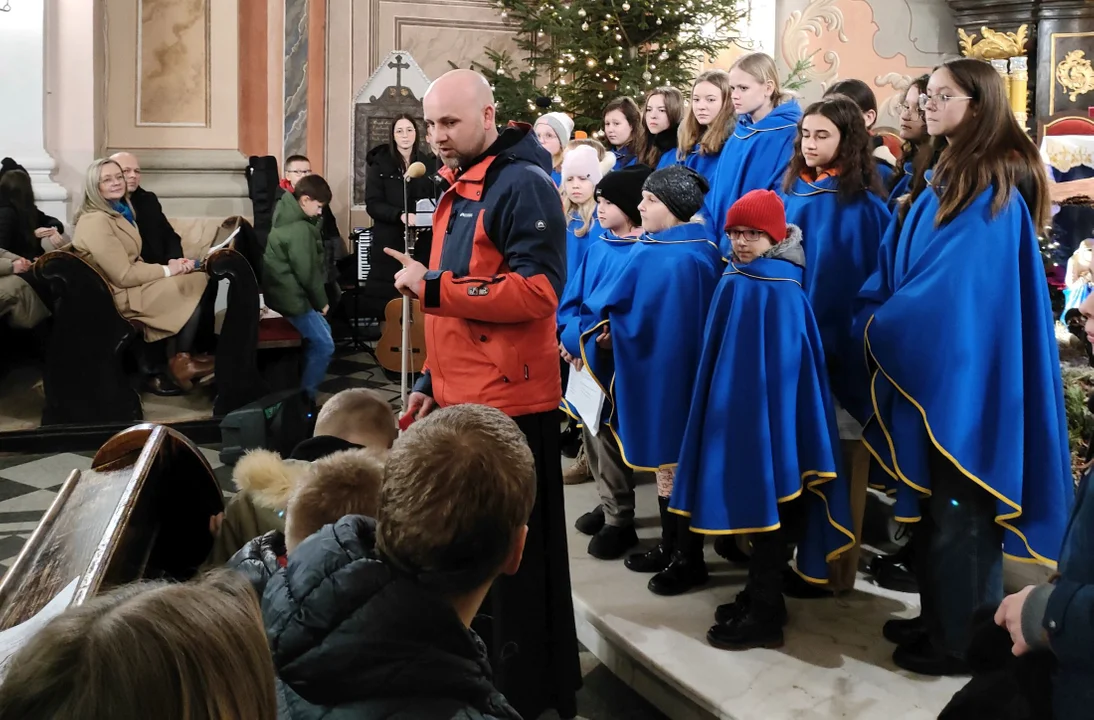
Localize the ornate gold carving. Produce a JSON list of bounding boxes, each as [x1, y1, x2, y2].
[[780, 0, 846, 88], [958, 25, 1028, 60], [1043, 137, 1094, 173], [1056, 50, 1094, 102]]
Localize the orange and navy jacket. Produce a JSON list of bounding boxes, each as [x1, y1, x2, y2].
[[412, 123, 567, 417]]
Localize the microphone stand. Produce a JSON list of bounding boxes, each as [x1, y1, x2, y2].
[[401, 172, 412, 415]]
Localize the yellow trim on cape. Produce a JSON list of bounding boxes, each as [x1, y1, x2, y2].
[[863, 315, 1059, 569], [724, 265, 803, 287], [733, 121, 797, 141]]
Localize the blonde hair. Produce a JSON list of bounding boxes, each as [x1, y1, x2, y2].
[[377, 404, 535, 596], [314, 388, 398, 450], [74, 158, 133, 224], [561, 139, 605, 239], [636, 86, 685, 167], [285, 447, 386, 552], [730, 52, 792, 108], [678, 71, 736, 160], [0, 571, 277, 720]]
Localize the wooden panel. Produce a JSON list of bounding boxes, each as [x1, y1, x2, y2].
[[238, 0, 269, 157]]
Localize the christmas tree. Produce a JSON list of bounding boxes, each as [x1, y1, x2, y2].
[[463, 0, 750, 133]]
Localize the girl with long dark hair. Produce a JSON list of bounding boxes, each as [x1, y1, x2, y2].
[[634, 87, 684, 170], [887, 74, 931, 210], [854, 58, 1072, 676], [782, 95, 891, 424], [602, 96, 641, 170], [364, 113, 439, 300]]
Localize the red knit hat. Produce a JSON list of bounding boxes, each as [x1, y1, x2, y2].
[[724, 189, 787, 243]]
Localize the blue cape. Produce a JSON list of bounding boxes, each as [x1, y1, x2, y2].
[[557, 230, 640, 424], [886, 162, 914, 212], [550, 169, 562, 187], [711, 101, 802, 255], [656, 149, 681, 170], [876, 159, 895, 187], [561, 213, 601, 305], [669, 238, 855, 582], [581, 222, 723, 469], [612, 148, 638, 171], [783, 174, 892, 423], [684, 142, 725, 230], [855, 185, 1073, 566]]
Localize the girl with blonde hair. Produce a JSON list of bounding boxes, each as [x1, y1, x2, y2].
[[678, 70, 737, 231], [713, 52, 801, 256], [0, 571, 277, 720]]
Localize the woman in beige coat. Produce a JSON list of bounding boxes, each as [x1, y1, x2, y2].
[[73, 158, 212, 389]]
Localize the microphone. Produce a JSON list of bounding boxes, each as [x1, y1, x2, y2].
[[404, 161, 427, 181]]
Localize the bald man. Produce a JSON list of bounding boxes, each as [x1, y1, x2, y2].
[[110, 152, 183, 266], [384, 69, 578, 719]]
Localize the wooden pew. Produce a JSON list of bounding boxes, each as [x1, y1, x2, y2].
[[204, 219, 266, 415], [0, 424, 224, 629], [32, 249, 142, 426]]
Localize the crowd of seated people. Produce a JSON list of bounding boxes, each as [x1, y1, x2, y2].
[[0, 402, 535, 720], [0, 159, 61, 335]]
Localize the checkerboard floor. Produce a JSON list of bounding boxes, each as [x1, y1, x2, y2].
[[0, 348, 405, 571]]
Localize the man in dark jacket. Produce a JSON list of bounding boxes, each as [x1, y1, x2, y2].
[[992, 293, 1094, 719], [385, 69, 579, 719], [259, 404, 531, 719], [110, 152, 184, 266]]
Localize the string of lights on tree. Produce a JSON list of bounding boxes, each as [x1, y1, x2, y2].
[[454, 0, 750, 133]]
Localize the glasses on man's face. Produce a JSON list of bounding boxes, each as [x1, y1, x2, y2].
[[917, 93, 974, 111], [287, 169, 310, 176]]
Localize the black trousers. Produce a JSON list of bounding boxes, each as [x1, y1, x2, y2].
[[478, 410, 581, 720]]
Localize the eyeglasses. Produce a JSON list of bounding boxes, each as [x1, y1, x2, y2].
[[895, 102, 925, 116], [286, 169, 310, 175], [727, 228, 768, 242], [917, 93, 973, 111]]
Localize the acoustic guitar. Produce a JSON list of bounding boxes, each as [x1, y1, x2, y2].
[[376, 223, 427, 378], [376, 296, 426, 374]]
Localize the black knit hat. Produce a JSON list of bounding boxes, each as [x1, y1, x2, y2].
[[0, 157, 25, 181], [642, 165, 709, 222], [595, 164, 653, 227]]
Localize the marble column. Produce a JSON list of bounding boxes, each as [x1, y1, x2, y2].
[[0, 0, 68, 219]]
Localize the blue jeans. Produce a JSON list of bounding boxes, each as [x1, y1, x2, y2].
[[287, 310, 334, 400], [913, 447, 1004, 658]]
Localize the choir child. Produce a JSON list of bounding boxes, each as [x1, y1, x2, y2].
[[670, 189, 855, 650], [559, 165, 655, 558], [782, 95, 891, 425], [602, 97, 641, 170], [573, 165, 724, 595], [888, 74, 930, 211], [534, 112, 574, 186], [854, 59, 1073, 676], [712, 52, 802, 257], [559, 144, 614, 304], [824, 78, 897, 187], [634, 87, 684, 171], [679, 70, 735, 229]]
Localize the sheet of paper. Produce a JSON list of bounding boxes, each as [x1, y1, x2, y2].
[[205, 225, 241, 257], [0, 576, 80, 680], [565, 365, 606, 435]]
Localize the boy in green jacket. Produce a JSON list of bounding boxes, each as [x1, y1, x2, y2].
[[262, 174, 335, 400]]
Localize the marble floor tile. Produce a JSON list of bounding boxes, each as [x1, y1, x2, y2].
[[0, 452, 92, 489], [0, 489, 59, 514]]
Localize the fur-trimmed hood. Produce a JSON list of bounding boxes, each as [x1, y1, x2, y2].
[[730, 223, 805, 268], [231, 449, 310, 512]]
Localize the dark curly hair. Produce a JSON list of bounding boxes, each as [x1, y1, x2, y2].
[[783, 95, 883, 201]]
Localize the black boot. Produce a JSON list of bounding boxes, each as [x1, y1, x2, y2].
[[588, 524, 639, 560], [714, 587, 789, 627], [648, 515, 707, 596], [625, 496, 676, 573], [868, 541, 919, 594], [882, 615, 926, 645], [575, 505, 606, 536], [708, 535, 786, 649], [714, 535, 751, 566]]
